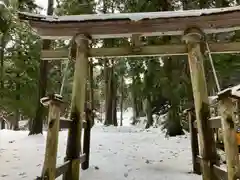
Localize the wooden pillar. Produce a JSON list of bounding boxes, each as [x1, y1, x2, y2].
[[218, 91, 240, 180], [82, 61, 93, 170], [183, 27, 218, 180], [40, 94, 63, 180], [63, 34, 89, 180], [187, 108, 201, 175]]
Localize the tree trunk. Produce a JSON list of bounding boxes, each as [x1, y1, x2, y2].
[[0, 34, 6, 93], [1, 120, 5, 129], [104, 60, 108, 124], [0, 34, 7, 130], [120, 76, 124, 126], [13, 73, 20, 130], [131, 94, 138, 124], [89, 60, 94, 127], [145, 95, 153, 129], [131, 77, 138, 125], [166, 104, 184, 136], [104, 60, 117, 126], [29, 0, 53, 135], [136, 99, 144, 117], [0, 34, 6, 129], [112, 94, 117, 126], [199, 0, 210, 8], [29, 41, 50, 135], [104, 62, 112, 125], [111, 65, 117, 126]]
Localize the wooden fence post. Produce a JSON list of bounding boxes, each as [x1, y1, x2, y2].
[[82, 105, 91, 170], [63, 34, 90, 180], [182, 27, 218, 180], [40, 94, 63, 180], [218, 90, 240, 180], [187, 108, 201, 175]]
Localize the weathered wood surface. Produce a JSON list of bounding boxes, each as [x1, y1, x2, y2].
[[59, 117, 87, 129], [41, 95, 62, 180], [55, 161, 71, 178], [59, 117, 72, 129], [193, 116, 222, 129], [41, 42, 240, 60], [55, 154, 86, 178], [63, 35, 89, 180], [196, 156, 228, 180], [213, 165, 228, 180], [18, 7, 240, 39], [218, 91, 240, 180], [82, 61, 94, 170], [187, 109, 201, 175], [183, 27, 218, 180]]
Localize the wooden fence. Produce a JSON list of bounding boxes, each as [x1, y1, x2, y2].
[[182, 85, 240, 180], [36, 94, 91, 180]]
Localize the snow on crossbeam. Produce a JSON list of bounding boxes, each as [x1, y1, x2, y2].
[[19, 6, 240, 22], [18, 6, 240, 39]]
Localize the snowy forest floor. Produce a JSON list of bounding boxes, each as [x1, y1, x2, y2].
[[0, 123, 201, 180]]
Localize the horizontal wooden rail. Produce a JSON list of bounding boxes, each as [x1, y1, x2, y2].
[[193, 116, 222, 129], [41, 42, 240, 60], [55, 154, 86, 178], [59, 118, 72, 129], [55, 160, 71, 178], [60, 117, 87, 129], [182, 116, 222, 130], [196, 156, 228, 180], [36, 154, 86, 179]]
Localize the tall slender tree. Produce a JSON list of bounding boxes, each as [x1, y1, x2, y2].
[[29, 0, 53, 135]]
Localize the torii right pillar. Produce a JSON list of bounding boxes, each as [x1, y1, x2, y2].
[[183, 27, 218, 180]]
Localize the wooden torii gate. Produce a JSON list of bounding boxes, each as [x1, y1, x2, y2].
[[18, 6, 240, 180]]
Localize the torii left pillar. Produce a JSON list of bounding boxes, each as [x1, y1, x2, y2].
[[63, 34, 90, 180]]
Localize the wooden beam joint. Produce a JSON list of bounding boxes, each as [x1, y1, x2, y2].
[[183, 107, 195, 115], [182, 27, 205, 44], [40, 94, 63, 107]]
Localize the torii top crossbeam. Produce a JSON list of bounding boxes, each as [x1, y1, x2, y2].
[[19, 6, 240, 40]]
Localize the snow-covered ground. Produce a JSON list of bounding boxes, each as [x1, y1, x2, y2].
[[0, 109, 201, 180]]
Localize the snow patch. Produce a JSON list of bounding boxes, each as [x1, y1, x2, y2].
[[0, 1, 6, 8], [0, 126, 201, 180]]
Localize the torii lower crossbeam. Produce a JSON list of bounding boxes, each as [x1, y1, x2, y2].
[[41, 42, 240, 60]]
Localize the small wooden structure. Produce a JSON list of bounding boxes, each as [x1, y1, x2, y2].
[[183, 84, 240, 180], [19, 5, 240, 180]]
